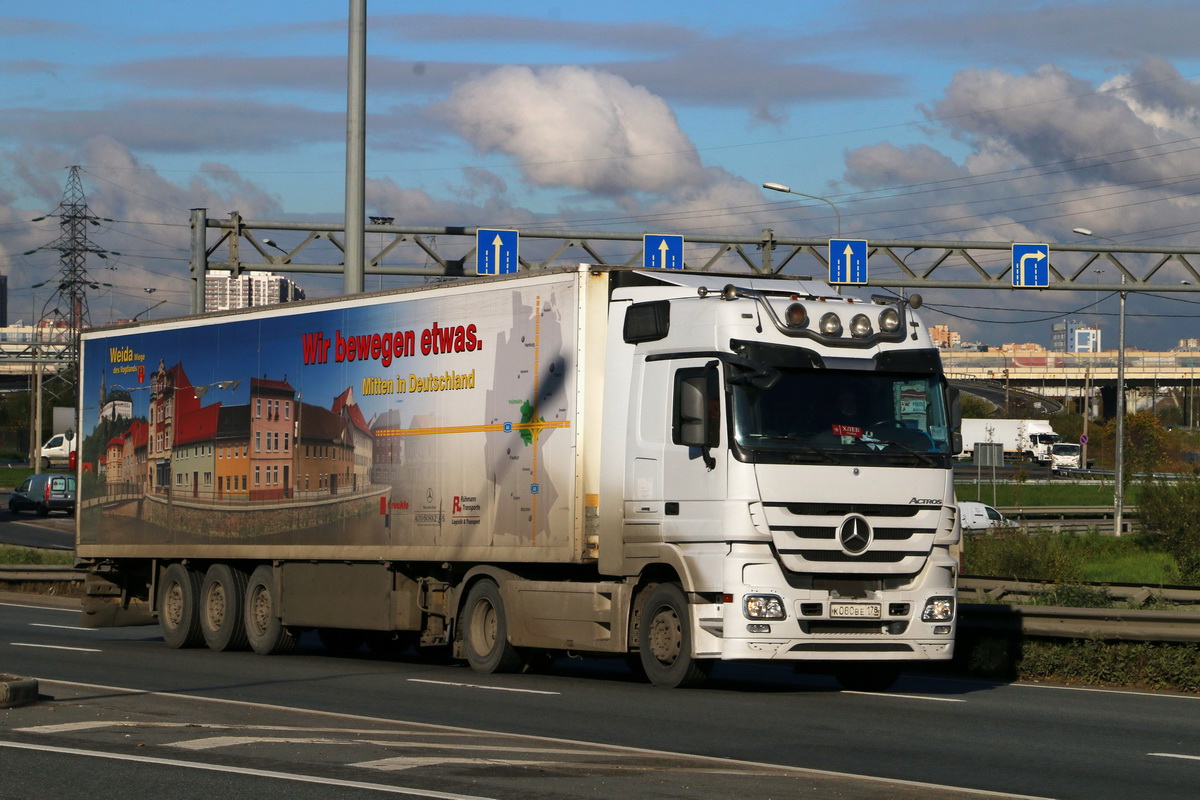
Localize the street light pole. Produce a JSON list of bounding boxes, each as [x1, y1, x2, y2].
[[1074, 227, 1126, 536], [762, 182, 842, 238]]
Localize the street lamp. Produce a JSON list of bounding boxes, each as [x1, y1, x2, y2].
[[762, 182, 842, 237], [1075, 227, 1126, 536]]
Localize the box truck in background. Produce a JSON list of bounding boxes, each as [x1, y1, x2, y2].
[[959, 418, 1060, 464]]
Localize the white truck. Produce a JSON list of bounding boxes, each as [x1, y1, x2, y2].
[[960, 418, 1060, 464], [76, 265, 961, 690], [1050, 442, 1082, 472]]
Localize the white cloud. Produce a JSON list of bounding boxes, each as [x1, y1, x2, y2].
[[440, 65, 705, 195]]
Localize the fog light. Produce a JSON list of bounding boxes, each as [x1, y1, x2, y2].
[[819, 312, 842, 336], [747, 623, 772, 633], [934, 625, 952, 635], [785, 303, 808, 327], [849, 313, 872, 338], [744, 594, 786, 620], [922, 596, 955, 622]]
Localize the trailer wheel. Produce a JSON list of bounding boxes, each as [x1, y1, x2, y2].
[[638, 583, 712, 689], [199, 564, 249, 651], [834, 664, 901, 692], [244, 565, 297, 655], [461, 580, 523, 674], [159, 563, 204, 649]]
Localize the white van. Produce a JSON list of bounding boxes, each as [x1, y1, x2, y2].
[[39, 431, 77, 470], [957, 500, 1008, 531]]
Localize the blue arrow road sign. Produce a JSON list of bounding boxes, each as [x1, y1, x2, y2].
[[829, 239, 868, 284], [1011, 243, 1049, 287], [477, 228, 519, 275], [643, 234, 685, 269]]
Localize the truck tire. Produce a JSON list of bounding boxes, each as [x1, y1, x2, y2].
[[638, 583, 712, 689], [461, 580, 523, 674], [244, 565, 297, 655], [159, 563, 204, 649], [199, 564, 249, 652]]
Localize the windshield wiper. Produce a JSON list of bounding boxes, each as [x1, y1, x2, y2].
[[866, 436, 939, 467], [755, 434, 841, 464]]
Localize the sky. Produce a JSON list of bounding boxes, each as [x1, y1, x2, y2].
[[5, 0, 1200, 350]]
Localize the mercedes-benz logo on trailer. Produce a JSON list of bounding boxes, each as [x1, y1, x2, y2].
[[838, 515, 873, 555]]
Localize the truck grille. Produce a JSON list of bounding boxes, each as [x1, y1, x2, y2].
[[764, 502, 939, 575]]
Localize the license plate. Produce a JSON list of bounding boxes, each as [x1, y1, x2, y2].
[[830, 602, 881, 619]]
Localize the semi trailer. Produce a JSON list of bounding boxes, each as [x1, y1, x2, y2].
[[77, 265, 961, 689]]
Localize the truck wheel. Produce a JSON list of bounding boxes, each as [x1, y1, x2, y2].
[[461, 580, 523, 674], [159, 563, 204, 648], [834, 664, 901, 692], [40, 456, 50, 470], [638, 583, 712, 689], [244, 565, 297, 655], [199, 564, 249, 651]]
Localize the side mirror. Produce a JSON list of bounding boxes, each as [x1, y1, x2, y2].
[[674, 363, 720, 450], [678, 379, 708, 447]]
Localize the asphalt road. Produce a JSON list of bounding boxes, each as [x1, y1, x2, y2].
[[2, 597, 1199, 799], [0, 491, 74, 550]]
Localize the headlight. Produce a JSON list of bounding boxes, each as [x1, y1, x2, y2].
[[744, 594, 786, 620], [819, 312, 842, 336], [879, 307, 901, 333], [921, 596, 955, 622], [849, 313, 872, 338]]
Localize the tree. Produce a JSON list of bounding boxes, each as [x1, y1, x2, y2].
[[1139, 478, 1200, 584], [959, 392, 994, 419], [1100, 411, 1168, 485]]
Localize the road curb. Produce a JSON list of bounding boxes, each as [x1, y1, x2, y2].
[[0, 674, 39, 708]]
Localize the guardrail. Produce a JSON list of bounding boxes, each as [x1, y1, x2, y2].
[[960, 576, 1200, 643]]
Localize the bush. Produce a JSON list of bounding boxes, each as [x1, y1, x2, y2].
[[0, 546, 73, 565], [963, 527, 1084, 583], [1017, 638, 1200, 692], [1138, 478, 1200, 584]]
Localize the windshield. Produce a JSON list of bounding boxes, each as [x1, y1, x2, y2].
[[731, 365, 953, 466], [1053, 444, 1080, 455]]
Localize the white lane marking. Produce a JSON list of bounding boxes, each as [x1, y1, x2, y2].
[[1014, 681, 1200, 701], [1149, 752, 1200, 762], [17, 721, 467, 737], [840, 691, 965, 703], [172, 735, 612, 758], [35, 679, 1057, 799], [10, 642, 100, 653], [0, 602, 78, 613], [406, 678, 559, 695], [358, 756, 558, 772], [0, 740, 496, 799], [30, 623, 95, 631]]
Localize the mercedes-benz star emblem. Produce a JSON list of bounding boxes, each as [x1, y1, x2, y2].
[[838, 515, 872, 555]]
